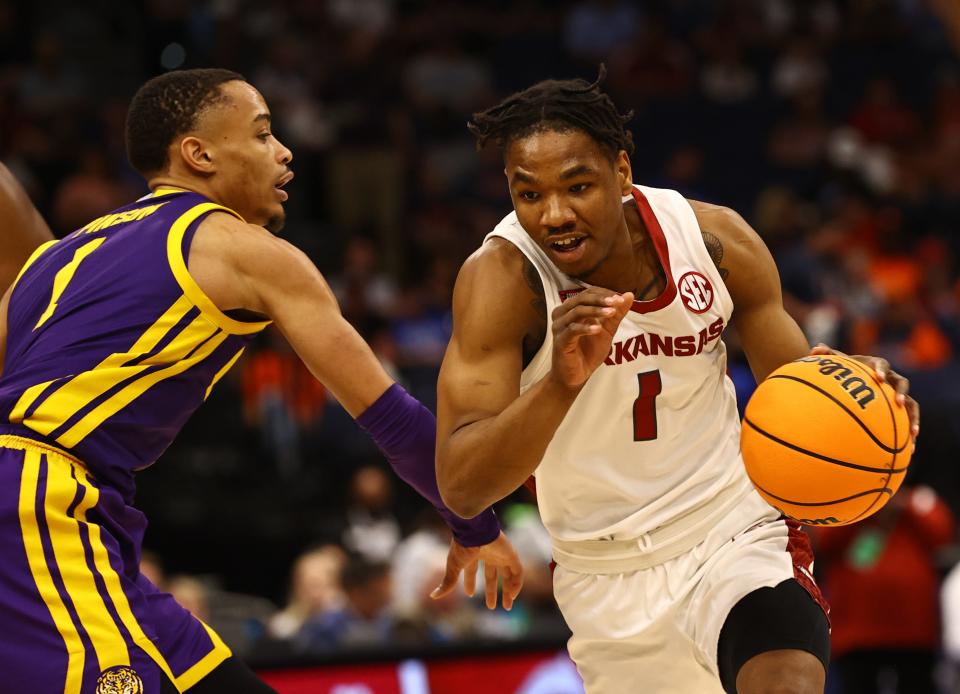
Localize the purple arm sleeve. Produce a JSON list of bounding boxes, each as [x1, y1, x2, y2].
[[355, 383, 500, 547]]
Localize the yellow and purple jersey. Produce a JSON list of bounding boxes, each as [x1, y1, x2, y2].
[[0, 187, 269, 500]]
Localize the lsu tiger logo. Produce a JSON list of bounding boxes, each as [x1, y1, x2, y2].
[[96, 666, 143, 694]]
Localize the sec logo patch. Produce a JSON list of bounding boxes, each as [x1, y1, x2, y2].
[[678, 271, 713, 313]]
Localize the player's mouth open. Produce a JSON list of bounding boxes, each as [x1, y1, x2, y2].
[[549, 235, 587, 258], [275, 172, 294, 201]]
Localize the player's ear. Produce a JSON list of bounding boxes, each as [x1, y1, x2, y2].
[[178, 136, 214, 176], [616, 150, 632, 195]]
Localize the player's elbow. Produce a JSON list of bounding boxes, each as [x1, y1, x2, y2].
[[436, 451, 488, 519], [442, 487, 487, 520]]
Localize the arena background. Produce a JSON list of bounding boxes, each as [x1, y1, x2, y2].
[[3, 1, 960, 692]]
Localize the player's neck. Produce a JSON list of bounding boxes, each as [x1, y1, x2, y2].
[[146, 174, 216, 202], [584, 203, 659, 295]]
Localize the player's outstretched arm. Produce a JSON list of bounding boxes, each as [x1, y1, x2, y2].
[[189, 214, 516, 570], [689, 200, 919, 436], [436, 240, 632, 518], [0, 163, 54, 293]]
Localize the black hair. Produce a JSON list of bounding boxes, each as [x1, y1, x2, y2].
[[125, 68, 245, 176], [467, 65, 634, 159]]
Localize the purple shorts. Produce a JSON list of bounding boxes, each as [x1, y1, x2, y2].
[[0, 435, 231, 693]]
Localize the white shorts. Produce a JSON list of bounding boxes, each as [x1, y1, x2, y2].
[[552, 491, 823, 694]]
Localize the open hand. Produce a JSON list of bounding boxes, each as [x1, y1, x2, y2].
[[430, 532, 524, 610], [810, 344, 919, 439], [551, 288, 635, 390]]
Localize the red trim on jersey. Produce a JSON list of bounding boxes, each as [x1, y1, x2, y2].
[[785, 520, 831, 624], [628, 187, 677, 315]]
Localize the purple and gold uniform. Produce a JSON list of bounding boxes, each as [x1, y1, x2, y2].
[[0, 188, 268, 693]]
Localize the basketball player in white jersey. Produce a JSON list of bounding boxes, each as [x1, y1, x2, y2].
[[435, 71, 919, 693]]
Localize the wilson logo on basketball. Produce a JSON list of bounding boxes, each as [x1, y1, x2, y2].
[[798, 356, 876, 409], [678, 272, 713, 313]]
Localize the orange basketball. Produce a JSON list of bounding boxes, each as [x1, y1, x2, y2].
[[741, 354, 913, 526]]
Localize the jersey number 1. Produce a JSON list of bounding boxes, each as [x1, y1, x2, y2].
[[33, 238, 106, 330], [633, 370, 662, 441]]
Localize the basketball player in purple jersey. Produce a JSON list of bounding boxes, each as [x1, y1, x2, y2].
[[435, 73, 919, 693], [0, 162, 53, 292], [0, 69, 521, 694]]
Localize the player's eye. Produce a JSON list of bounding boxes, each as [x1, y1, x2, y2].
[[518, 191, 540, 201], [258, 132, 272, 141], [569, 183, 589, 193]]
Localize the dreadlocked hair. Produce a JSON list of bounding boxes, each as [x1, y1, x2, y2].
[[467, 65, 634, 159]]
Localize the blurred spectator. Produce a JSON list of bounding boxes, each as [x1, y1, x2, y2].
[[607, 18, 694, 100], [392, 538, 478, 644], [848, 78, 923, 147], [16, 30, 84, 118], [813, 486, 955, 694], [328, 234, 397, 329], [51, 146, 135, 232], [770, 36, 828, 99], [140, 549, 166, 590], [268, 544, 347, 641], [298, 554, 395, 651], [342, 465, 402, 563], [562, 0, 642, 63], [392, 509, 452, 616], [942, 559, 960, 690], [168, 574, 211, 623], [241, 329, 328, 477], [503, 503, 569, 640], [327, 0, 396, 36], [699, 38, 759, 105]]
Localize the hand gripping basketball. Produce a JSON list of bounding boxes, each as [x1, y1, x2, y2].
[[810, 344, 920, 439], [741, 353, 914, 526], [550, 288, 635, 390]]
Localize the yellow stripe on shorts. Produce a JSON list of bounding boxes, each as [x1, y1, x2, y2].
[[174, 622, 232, 691], [17, 448, 85, 694], [71, 468, 180, 688], [43, 455, 130, 672]]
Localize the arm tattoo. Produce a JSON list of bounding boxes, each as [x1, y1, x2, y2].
[[522, 255, 547, 322], [701, 231, 730, 281], [521, 255, 548, 365]]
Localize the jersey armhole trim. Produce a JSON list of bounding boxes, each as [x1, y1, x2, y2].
[[9, 239, 58, 295], [678, 196, 735, 316], [166, 203, 271, 336]]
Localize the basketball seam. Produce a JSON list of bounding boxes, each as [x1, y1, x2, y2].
[[747, 471, 892, 506], [766, 374, 908, 454], [742, 417, 910, 474], [833, 357, 901, 524]]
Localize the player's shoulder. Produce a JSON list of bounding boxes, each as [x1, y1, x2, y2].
[[194, 211, 312, 280], [196, 211, 289, 254], [686, 199, 750, 235], [458, 236, 527, 288]]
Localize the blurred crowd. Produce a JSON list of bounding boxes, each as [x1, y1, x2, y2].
[[3, 0, 960, 689]]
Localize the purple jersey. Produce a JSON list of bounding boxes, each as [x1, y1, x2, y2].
[[0, 187, 269, 500]]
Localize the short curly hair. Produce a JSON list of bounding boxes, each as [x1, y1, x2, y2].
[[125, 68, 245, 176], [468, 66, 634, 160]]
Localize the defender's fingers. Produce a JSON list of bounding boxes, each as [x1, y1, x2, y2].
[[502, 569, 524, 611], [484, 562, 498, 610], [430, 552, 464, 599], [463, 560, 478, 597]]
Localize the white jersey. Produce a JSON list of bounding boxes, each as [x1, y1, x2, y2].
[[485, 184, 751, 541]]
